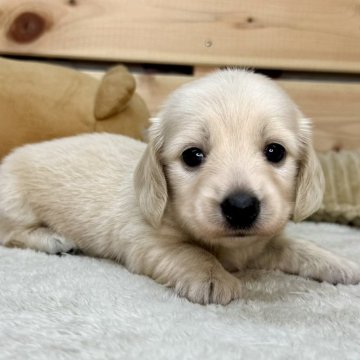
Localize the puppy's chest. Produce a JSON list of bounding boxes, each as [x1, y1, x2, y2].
[[215, 241, 268, 271], [216, 250, 250, 271]]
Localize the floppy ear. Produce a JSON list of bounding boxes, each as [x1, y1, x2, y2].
[[134, 119, 168, 228], [292, 119, 325, 222]]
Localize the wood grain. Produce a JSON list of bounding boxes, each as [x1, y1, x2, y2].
[[1, 0, 360, 72]]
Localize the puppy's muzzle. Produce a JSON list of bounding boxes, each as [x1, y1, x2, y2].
[[221, 192, 260, 230]]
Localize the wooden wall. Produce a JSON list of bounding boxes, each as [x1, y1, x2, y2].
[[1, 0, 360, 72]]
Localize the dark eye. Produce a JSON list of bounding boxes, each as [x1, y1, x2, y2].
[[182, 147, 205, 167], [264, 143, 286, 163]]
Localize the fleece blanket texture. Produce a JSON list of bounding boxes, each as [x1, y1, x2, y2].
[[0, 222, 359, 360]]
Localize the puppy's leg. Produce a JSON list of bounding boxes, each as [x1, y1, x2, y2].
[[0, 168, 76, 254], [127, 242, 242, 305], [250, 236, 360, 285], [3, 226, 76, 255]]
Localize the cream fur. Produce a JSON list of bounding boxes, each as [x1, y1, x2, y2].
[[0, 69, 359, 305]]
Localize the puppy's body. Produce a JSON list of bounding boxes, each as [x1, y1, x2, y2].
[[0, 135, 146, 259], [1, 70, 359, 304]]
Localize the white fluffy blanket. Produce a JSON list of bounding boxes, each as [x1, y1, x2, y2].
[[1, 222, 359, 360]]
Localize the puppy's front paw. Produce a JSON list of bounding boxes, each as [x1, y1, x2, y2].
[[174, 268, 242, 305], [330, 259, 360, 285], [313, 258, 360, 285]]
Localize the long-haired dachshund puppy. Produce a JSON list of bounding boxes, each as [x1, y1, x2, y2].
[[1, 70, 359, 304]]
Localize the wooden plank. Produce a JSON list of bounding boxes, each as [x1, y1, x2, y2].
[[278, 80, 360, 152], [1, 0, 360, 72]]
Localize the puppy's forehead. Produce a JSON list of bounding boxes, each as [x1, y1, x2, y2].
[[160, 70, 301, 151]]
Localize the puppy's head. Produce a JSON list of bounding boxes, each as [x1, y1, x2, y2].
[[134, 70, 324, 243]]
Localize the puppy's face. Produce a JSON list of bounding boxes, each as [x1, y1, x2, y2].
[[135, 70, 324, 244]]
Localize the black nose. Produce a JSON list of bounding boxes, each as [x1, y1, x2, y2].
[[220, 192, 260, 229]]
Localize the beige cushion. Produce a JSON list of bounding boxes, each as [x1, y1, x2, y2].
[[310, 150, 360, 226]]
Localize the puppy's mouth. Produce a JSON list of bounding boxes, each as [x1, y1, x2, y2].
[[224, 230, 256, 238], [223, 224, 267, 238], [234, 233, 248, 238], [223, 223, 259, 238], [218, 221, 259, 238]]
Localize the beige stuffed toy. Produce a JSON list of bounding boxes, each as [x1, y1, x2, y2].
[[311, 150, 360, 226], [0, 57, 149, 159]]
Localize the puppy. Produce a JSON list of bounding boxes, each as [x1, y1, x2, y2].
[[0, 70, 359, 305]]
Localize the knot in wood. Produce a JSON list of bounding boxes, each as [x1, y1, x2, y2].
[[8, 12, 46, 43]]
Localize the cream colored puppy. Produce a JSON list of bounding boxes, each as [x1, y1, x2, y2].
[[0, 70, 359, 305]]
